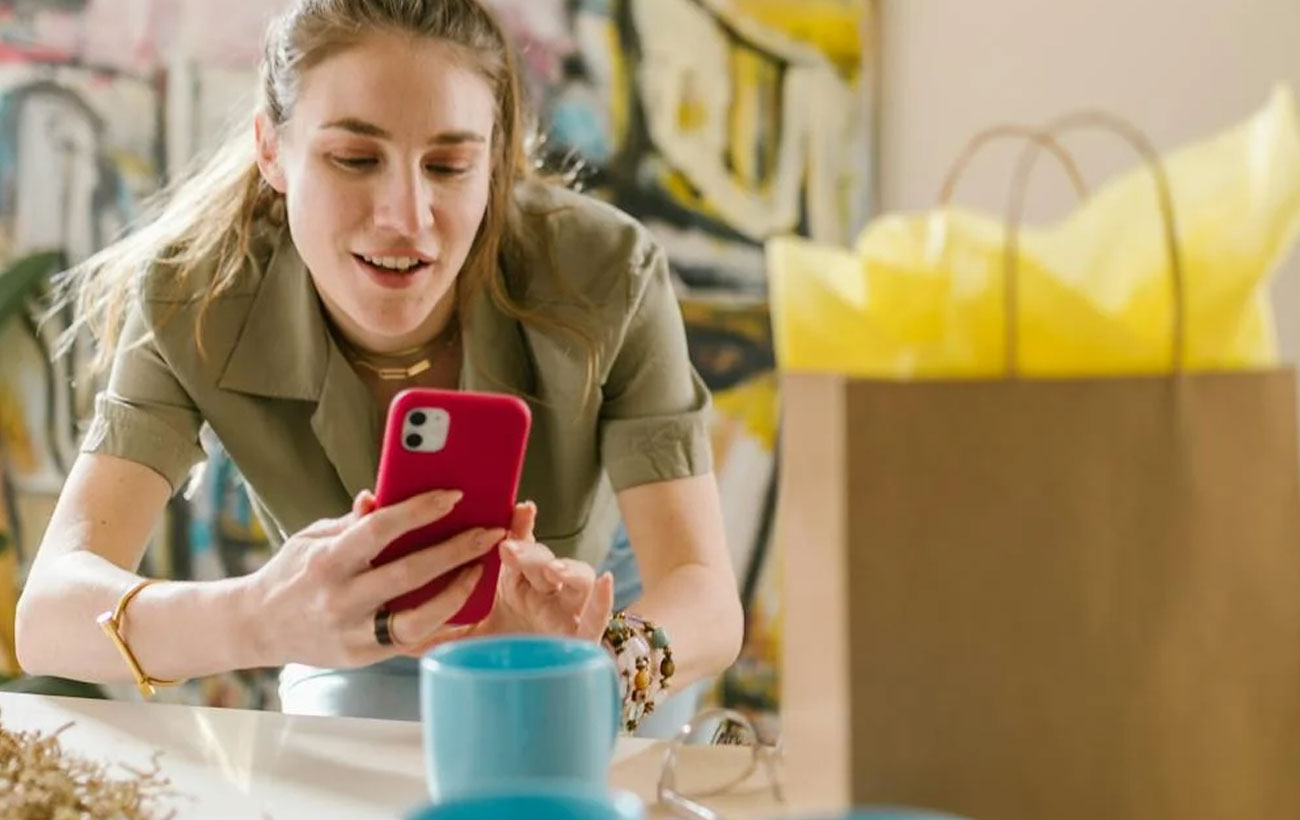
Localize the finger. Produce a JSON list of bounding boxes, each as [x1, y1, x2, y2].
[[352, 490, 377, 518], [305, 490, 374, 541], [349, 526, 505, 611], [512, 581, 579, 635], [550, 558, 597, 614], [575, 572, 615, 640], [501, 539, 561, 594], [342, 613, 408, 668], [341, 489, 464, 568], [509, 501, 536, 541], [392, 564, 484, 645], [510, 562, 598, 637], [495, 551, 532, 611]]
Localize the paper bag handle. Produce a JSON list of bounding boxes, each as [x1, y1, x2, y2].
[[938, 124, 1090, 205], [1003, 111, 1186, 377]]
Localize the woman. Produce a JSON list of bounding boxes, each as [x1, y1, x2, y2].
[[14, 0, 742, 730]]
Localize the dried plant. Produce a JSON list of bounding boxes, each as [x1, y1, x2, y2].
[[0, 708, 181, 819]]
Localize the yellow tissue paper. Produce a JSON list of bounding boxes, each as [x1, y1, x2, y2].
[[768, 86, 1300, 378]]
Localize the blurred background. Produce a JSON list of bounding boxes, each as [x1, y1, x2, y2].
[[0, 0, 1296, 746]]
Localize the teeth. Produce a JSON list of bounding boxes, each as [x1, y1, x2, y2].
[[362, 255, 423, 271]]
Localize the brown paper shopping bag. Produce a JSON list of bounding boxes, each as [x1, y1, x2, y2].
[[779, 114, 1300, 820]]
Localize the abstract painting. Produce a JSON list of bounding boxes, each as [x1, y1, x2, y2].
[[485, 0, 875, 736]]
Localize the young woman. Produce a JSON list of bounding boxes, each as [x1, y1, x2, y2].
[[15, 0, 741, 730]]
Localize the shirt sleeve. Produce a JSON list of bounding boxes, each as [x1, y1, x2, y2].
[[599, 238, 713, 492], [80, 300, 206, 493]]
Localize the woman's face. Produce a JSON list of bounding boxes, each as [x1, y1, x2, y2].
[[257, 31, 496, 353]]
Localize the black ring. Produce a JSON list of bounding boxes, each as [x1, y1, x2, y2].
[[374, 607, 395, 647]]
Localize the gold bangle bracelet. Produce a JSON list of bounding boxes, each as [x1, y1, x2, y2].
[[96, 578, 182, 698]]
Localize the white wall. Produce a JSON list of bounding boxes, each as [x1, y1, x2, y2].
[[875, 0, 1300, 360]]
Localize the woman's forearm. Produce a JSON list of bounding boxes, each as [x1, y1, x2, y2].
[[16, 549, 264, 685], [616, 476, 744, 693], [629, 561, 743, 691]]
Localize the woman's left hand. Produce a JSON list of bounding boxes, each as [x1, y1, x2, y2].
[[404, 502, 614, 655], [484, 501, 615, 640]]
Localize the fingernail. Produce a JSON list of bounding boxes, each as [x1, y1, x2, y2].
[[431, 491, 461, 513], [544, 565, 565, 591], [479, 528, 506, 547]]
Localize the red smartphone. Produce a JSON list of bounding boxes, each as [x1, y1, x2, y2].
[[370, 387, 531, 625]]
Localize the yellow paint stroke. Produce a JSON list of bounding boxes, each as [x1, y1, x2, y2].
[[676, 71, 711, 134], [104, 149, 158, 182], [666, 43, 787, 215], [733, 46, 759, 187], [729, 44, 785, 188], [713, 371, 779, 450], [0, 385, 34, 473], [658, 166, 728, 222], [727, 0, 866, 75], [729, 46, 761, 185], [0, 547, 17, 677]]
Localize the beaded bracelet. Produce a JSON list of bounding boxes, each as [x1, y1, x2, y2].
[[602, 610, 675, 733]]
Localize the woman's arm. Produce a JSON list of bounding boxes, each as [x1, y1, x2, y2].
[[618, 473, 743, 688], [16, 452, 261, 682], [17, 453, 501, 684]]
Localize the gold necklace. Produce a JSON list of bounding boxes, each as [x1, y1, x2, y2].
[[339, 317, 460, 382], [351, 356, 434, 381]]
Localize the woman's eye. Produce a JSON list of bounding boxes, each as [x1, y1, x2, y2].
[[332, 155, 378, 170], [428, 164, 469, 176]]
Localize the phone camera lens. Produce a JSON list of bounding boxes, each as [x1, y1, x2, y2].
[[405, 433, 423, 449], [410, 411, 427, 426]]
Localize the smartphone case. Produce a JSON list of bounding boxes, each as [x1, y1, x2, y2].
[[370, 388, 531, 625]]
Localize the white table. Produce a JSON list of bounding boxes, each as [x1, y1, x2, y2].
[[0, 693, 788, 819]]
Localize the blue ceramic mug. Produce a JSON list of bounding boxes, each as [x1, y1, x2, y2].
[[404, 785, 645, 820], [419, 636, 621, 801]]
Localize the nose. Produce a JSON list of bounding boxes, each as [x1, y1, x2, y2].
[[373, 167, 434, 236]]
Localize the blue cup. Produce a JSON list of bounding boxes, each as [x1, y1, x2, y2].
[[419, 636, 621, 801], [404, 786, 645, 820]]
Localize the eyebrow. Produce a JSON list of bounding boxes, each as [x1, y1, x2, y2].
[[320, 117, 486, 145]]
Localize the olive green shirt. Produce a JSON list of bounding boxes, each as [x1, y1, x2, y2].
[[81, 180, 713, 565]]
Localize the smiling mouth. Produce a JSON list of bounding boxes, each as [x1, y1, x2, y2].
[[353, 253, 432, 275]]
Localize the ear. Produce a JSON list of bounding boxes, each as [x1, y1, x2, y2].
[[254, 112, 287, 194]]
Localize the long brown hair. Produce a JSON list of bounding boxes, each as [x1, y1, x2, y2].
[[57, 0, 593, 387]]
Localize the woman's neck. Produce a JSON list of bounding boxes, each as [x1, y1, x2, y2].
[[328, 290, 459, 358], [327, 292, 464, 417]]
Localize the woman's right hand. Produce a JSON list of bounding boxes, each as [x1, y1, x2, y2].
[[238, 488, 503, 669]]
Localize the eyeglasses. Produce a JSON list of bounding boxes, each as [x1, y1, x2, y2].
[[656, 707, 785, 820]]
